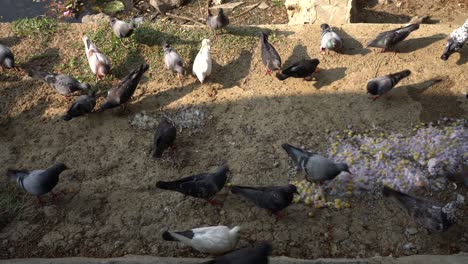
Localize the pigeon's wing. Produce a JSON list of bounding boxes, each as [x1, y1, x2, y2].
[[232, 186, 286, 212], [368, 76, 393, 95], [367, 31, 392, 48], [282, 62, 308, 77]]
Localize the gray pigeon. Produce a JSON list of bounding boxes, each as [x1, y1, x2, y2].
[[383, 186, 465, 232], [441, 19, 468, 61], [282, 144, 351, 183], [231, 184, 297, 219], [29, 69, 90, 100], [367, 23, 420, 52], [156, 165, 229, 205], [201, 243, 271, 264], [7, 163, 67, 205], [367, 69, 411, 100], [207, 8, 230, 35], [163, 42, 184, 79], [0, 44, 15, 70], [110, 17, 135, 39], [320, 24, 343, 54], [259, 31, 281, 75], [62, 92, 96, 121], [152, 118, 176, 158], [100, 63, 149, 111]]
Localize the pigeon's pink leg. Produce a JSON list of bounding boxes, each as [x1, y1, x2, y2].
[[62, 95, 71, 101], [274, 211, 284, 220], [207, 199, 221, 207], [371, 95, 380, 101], [265, 69, 271, 76]]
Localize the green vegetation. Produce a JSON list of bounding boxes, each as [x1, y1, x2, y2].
[[272, 0, 284, 7], [12, 17, 58, 41]]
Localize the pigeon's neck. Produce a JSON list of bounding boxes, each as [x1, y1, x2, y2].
[[46, 163, 67, 176]]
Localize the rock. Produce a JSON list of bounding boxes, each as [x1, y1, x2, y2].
[[258, 2, 269, 10], [43, 206, 58, 217], [405, 227, 418, 236], [284, 0, 355, 25], [38, 232, 64, 247], [213, 0, 224, 5], [149, 0, 191, 14], [81, 13, 111, 24]]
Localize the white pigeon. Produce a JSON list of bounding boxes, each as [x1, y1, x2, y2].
[[82, 35, 111, 80], [192, 39, 212, 83], [162, 225, 240, 254], [441, 19, 468, 61]]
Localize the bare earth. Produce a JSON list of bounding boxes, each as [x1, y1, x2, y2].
[[0, 21, 468, 260]]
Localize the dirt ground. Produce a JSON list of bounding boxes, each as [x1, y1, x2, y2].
[[0, 20, 468, 260]]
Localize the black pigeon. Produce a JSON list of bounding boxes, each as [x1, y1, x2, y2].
[[259, 31, 281, 75], [276, 59, 320, 81], [100, 63, 149, 111], [383, 186, 464, 232], [29, 69, 90, 100], [7, 163, 67, 205], [201, 243, 272, 264], [367, 69, 411, 100], [231, 184, 297, 219], [63, 92, 96, 121], [156, 165, 229, 204], [152, 118, 176, 158], [207, 8, 229, 34], [367, 23, 420, 52], [0, 44, 15, 70]]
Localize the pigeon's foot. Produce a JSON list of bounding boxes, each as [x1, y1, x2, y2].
[[62, 95, 71, 101], [274, 211, 284, 220], [207, 199, 223, 207], [265, 69, 272, 76], [304, 76, 313, 82]]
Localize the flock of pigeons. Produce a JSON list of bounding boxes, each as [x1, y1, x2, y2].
[[1, 8, 468, 263]]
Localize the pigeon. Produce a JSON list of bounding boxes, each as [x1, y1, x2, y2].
[[282, 143, 352, 183], [152, 118, 176, 158], [447, 166, 468, 187], [162, 225, 240, 254], [0, 44, 15, 70], [441, 19, 468, 61], [367, 23, 420, 52], [230, 184, 297, 219], [62, 92, 96, 121], [100, 63, 149, 111], [193, 39, 212, 84], [163, 42, 184, 79], [320, 24, 343, 54], [156, 165, 229, 204], [259, 31, 281, 75], [83, 35, 111, 80], [201, 243, 271, 264], [29, 69, 90, 100], [207, 8, 230, 35], [7, 163, 68, 205], [110, 17, 135, 39], [383, 186, 465, 232], [276, 59, 320, 81], [367, 69, 411, 100]]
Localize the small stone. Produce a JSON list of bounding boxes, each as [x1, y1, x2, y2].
[[8, 247, 14, 254], [43, 206, 58, 217], [258, 2, 269, 10], [405, 227, 418, 236], [114, 240, 124, 248]]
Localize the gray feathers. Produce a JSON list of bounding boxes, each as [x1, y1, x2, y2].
[[367, 69, 411, 98], [110, 17, 135, 39], [0, 44, 14, 69], [163, 42, 184, 76], [29, 69, 90, 96], [230, 184, 297, 214], [367, 23, 420, 51], [7, 163, 67, 196], [259, 31, 281, 74], [152, 118, 176, 158], [207, 8, 230, 31], [63, 92, 96, 121], [320, 24, 343, 52]]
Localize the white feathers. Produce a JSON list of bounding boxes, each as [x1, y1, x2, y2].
[[192, 39, 212, 83], [449, 19, 468, 44], [82, 35, 111, 78]]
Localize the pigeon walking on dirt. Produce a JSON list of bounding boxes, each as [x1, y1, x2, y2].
[[367, 23, 420, 52], [29, 69, 90, 100], [0, 44, 15, 70], [193, 39, 212, 83], [320, 24, 343, 54], [83, 35, 111, 80], [152, 118, 176, 158], [207, 8, 230, 36], [282, 144, 352, 183], [7, 163, 68, 205], [62, 92, 96, 121], [100, 63, 149, 111], [201, 243, 272, 264], [156, 165, 229, 205], [382, 186, 465, 232], [163, 42, 184, 79], [367, 69, 411, 100], [162, 225, 240, 254], [110, 17, 135, 44], [230, 184, 297, 219], [276, 59, 320, 81], [441, 19, 468, 61], [259, 31, 281, 75]]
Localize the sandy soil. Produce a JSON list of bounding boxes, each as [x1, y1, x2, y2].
[[0, 21, 467, 259]]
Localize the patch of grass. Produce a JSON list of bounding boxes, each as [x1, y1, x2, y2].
[[12, 17, 58, 41], [272, 0, 284, 7]]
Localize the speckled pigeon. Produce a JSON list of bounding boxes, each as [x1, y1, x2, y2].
[[152, 118, 176, 158], [192, 39, 212, 83], [282, 143, 351, 183], [29, 69, 90, 100], [62, 91, 96, 121], [201, 243, 272, 264], [383, 186, 465, 232], [367, 23, 420, 52], [110, 17, 135, 39], [0, 44, 14, 70], [163, 42, 184, 79], [276, 59, 320, 81], [320, 24, 343, 54], [83, 35, 111, 80], [162, 225, 240, 254], [367, 69, 411, 100], [259, 31, 281, 75], [207, 8, 229, 35], [441, 19, 468, 61]]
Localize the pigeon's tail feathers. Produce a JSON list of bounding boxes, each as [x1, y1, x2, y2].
[[62, 114, 73, 121], [7, 170, 22, 180], [389, 69, 411, 84], [29, 68, 48, 80], [199, 261, 215, 264], [406, 23, 420, 32], [281, 143, 309, 161], [162, 231, 177, 241], [382, 186, 401, 198], [276, 72, 289, 81], [230, 185, 244, 195], [156, 180, 179, 191]]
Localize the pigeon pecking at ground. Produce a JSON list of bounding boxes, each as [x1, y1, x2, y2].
[[441, 19, 468, 61], [276, 59, 320, 81], [282, 143, 352, 184], [192, 39, 212, 84], [383, 186, 465, 232], [110, 17, 135, 46], [367, 23, 420, 52], [259, 31, 281, 76], [29, 69, 90, 101], [162, 225, 240, 254], [320, 24, 343, 54], [230, 184, 297, 219], [152, 117, 176, 158], [100, 63, 149, 111], [7, 163, 68, 206], [0, 44, 15, 70], [207, 8, 230, 36], [163, 42, 184, 80], [83, 35, 111, 80], [156, 165, 229, 205], [366, 69, 411, 100], [201, 242, 271, 264], [62, 91, 96, 121]]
